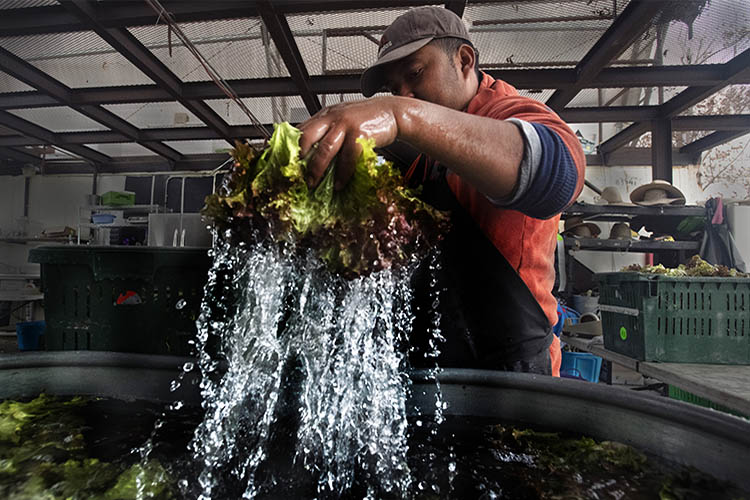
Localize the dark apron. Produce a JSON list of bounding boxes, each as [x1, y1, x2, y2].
[[407, 155, 552, 374]]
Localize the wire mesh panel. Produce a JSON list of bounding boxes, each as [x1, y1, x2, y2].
[[0, 31, 155, 88], [103, 102, 205, 129], [8, 106, 111, 132], [612, 0, 749, 67], [466, 1, 629, 69], [85, 143, 159, 157], [0, 71, 35, 92], [286, 7, 440, 75], [129, 18, 287, 82], [206, 96, 309, 125], [163, 140, 230, 155]]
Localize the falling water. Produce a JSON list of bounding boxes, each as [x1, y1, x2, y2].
[[187, 231, 435, 499]]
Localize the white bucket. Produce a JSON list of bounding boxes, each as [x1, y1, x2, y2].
[[727, 204, 750, 264]]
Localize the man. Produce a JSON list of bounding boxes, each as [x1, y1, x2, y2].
[[298, 7, 585, 376]]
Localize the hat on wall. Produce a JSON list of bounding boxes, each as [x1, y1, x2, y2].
[[595, 186, 633, 206], [608, 222, 634, 240], [629, 180, 686, 206], [360, 7, 471, 97], [563, 216, 601, 238]]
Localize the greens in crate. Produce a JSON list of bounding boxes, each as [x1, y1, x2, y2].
[[203, 122, 450, 277], [622, 255, 749, 278]]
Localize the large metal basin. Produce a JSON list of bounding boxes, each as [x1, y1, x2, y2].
[[1, 352, 749, 490]]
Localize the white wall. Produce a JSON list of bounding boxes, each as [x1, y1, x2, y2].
[[0, 174, 126, 274]]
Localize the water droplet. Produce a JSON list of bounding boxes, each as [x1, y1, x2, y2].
[[169, 380, 181, 392], [415, 419, 423, 427], [182, 361, 195, 372], [170, 400, 184, 410], [417, 481, 427, 490], [175, 298, 187, 310], [178, 479, 188, 490], [448, 461, 457, 473]]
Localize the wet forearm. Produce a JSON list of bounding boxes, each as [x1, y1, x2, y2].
[[391, 96, 524, 199]]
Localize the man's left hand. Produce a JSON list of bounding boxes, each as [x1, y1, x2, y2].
[[298, 97, 400, 190]]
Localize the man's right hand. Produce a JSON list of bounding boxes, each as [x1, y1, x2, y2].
[[298, 97, 401, 190]]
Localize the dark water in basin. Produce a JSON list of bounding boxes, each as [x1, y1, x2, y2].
[[1, 395, 746, 500]]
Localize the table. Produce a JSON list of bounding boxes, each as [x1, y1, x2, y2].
[[561, 334, 750, 417]]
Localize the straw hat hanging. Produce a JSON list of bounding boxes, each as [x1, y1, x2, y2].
[[629, 180, 686, 206]]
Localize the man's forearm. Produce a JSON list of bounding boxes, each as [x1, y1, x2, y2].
[[391, 96, 524, 200]]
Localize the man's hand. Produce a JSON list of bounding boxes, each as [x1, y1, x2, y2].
[[298, 97, 399, 190]]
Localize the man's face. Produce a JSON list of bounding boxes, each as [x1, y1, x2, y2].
[[382, 43, 470, 110]]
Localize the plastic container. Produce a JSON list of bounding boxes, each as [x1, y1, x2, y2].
[[16, 321, 45, 350], [91, 213, 116, 224], [100, 191, 135, 206], [560, 351, 602, 383], [597, 272, 750, 363], [668, 385, 746, 419], [28, 246, 210, 356]]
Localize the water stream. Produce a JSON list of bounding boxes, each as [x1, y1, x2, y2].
[[182, 232, 441, 499]]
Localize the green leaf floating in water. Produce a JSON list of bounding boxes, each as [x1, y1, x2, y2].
[[202, 122, 451, 277], [0, 394, 174, 500]]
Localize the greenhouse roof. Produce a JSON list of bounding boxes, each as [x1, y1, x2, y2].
[[0, 0, 748, 175]]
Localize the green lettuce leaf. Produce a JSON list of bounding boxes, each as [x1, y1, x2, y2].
[[203, 122, 450, 277]]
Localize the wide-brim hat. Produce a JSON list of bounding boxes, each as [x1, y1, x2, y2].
[[563, 216, 601, 238], [595, 186, 633, 206], [630, 180, 686, 206], [361, 7, 471, 97], [609, 222, 634, 240]]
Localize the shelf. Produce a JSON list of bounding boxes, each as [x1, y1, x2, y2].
[[0, 292, 43, 301], [0, 274, 40, 280], [564, 236, 700, 252], [79, 223, 148, 228], [563, 202, 704, 221], [0, 237, 72, 244], [84, 204, 162, 212]]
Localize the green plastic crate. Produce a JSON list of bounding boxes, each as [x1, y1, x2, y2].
[[596, 272, 750, 364], [668, 385, 747, 419], [100, 190, 135, 206], [29, 246, 210, 356]]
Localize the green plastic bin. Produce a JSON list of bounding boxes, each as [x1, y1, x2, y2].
[[596, 272, 750, 364], [100, 190, 135, 206], [29, 246, 211, 356], [668, 385, 747, 419]]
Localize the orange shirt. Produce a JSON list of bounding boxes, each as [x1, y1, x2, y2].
[[446, 74, 586, 376]]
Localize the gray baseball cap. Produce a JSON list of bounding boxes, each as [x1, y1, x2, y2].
[[360, 7, 471, 97]]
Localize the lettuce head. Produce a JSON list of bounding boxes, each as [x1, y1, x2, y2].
[[202, 122, 450, 277]]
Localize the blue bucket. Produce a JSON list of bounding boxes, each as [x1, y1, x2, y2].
[[16, 321, 45, 351], [560, 351, 602, 383]]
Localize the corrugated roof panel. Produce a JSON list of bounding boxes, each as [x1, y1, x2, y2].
[[8, 106, 111, 132], [612, 0, 749, 66], [0, 71, 35, 92], [0, 0, 57, 8], [103, 102, 205, 129], [0, 31, 155, 88], [129, 18, 285, 82], [206, 96, 309, 126], [85, 143, 158, 157]]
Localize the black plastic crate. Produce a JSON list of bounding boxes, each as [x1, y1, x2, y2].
[[29, 246, 210, 356]]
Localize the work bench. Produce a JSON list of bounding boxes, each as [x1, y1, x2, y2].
[[561, 334, 750, 418]]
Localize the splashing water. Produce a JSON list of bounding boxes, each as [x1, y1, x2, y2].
[[188, 233, 430, 499]]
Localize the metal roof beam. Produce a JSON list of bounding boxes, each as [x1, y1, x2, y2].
[[0, 110, 110, 164], [545, 0, 666, 111], [598, 122, 651, 155], [258, 2, 321, 115], [60, 0, 233, 146], [660, 48, 750, 119], [0, 146, 42, 165], [0, 46, 181, 162], [561, 106, 659, 123], [0, 125, 274, 147], [672, 114, 750, 131], [680, 129, 750, 156], [4, 65, 750, 111], [0, 1, 258, 37]]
